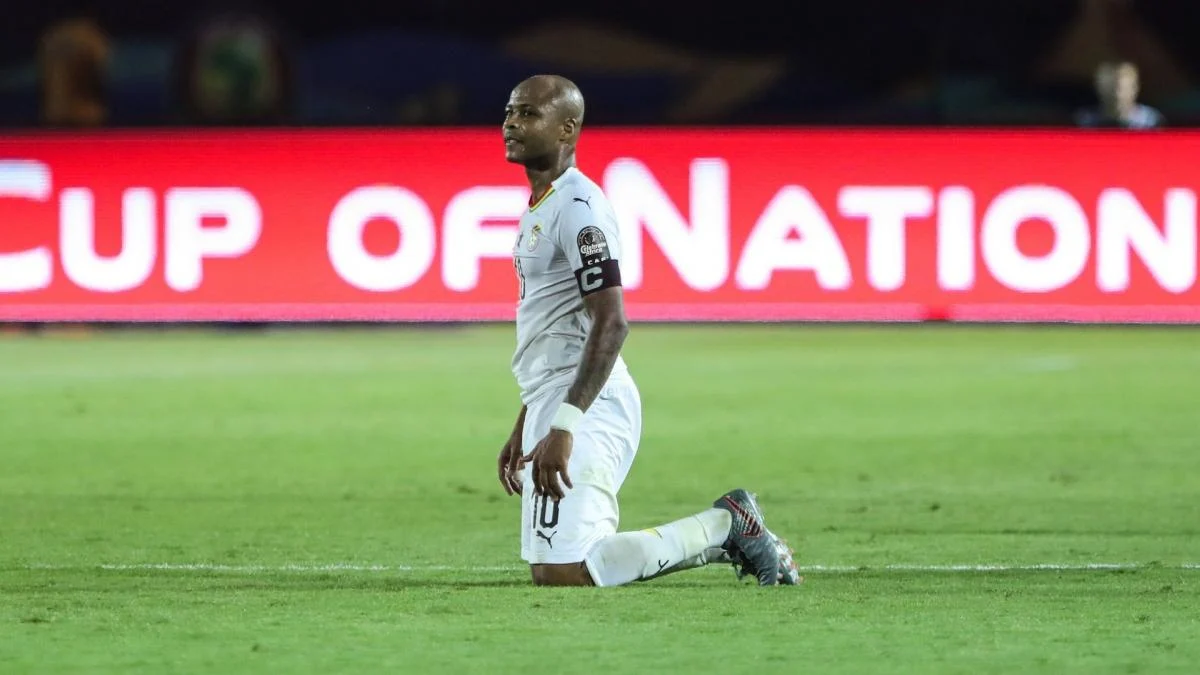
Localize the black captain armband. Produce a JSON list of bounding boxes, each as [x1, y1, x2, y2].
[[575, 258, 622, 295], [574, 225, 622, 295]]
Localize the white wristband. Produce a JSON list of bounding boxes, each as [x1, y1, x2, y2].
[[549, 403, 584, 434]]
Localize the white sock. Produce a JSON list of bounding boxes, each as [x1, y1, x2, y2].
[[656, 547, 730, 578], [584, 508, 731, 587]]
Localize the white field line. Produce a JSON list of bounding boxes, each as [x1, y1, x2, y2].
[[18, 562, 1200, 574]]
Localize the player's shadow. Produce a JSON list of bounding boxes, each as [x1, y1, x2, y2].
[[367, 577, 534, 590]]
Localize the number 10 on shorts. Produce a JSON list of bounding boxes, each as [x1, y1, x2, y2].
[[533, 493, 561, 529]]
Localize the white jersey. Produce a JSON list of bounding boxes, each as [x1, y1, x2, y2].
[[511, 167, 631, 403]]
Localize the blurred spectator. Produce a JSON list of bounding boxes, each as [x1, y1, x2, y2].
[[38, 18, 109, 127], [173, 11, 293, 125], [1075, 61, 1163, 129]]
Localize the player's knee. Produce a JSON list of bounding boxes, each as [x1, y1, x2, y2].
[[530, 563, 594, 587]]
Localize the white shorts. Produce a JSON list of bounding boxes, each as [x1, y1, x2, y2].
[[519, 378, 641, 565]]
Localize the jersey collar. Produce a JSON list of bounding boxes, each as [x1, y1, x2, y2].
[[528, 167, 579, 211]]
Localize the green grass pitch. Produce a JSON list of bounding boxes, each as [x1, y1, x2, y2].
[[1, 324, 1198, 674]]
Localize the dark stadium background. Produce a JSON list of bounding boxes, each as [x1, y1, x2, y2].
[[3, 0, 1199, 128]]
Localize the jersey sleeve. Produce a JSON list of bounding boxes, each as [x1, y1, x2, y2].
[[555, 195, 623, 296]]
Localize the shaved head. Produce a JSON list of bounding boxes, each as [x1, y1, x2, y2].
[[503, 74, 586, 168], [516, 74, 585, 127]]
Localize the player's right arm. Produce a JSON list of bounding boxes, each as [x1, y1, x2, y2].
[[498, 405, 527, 495]]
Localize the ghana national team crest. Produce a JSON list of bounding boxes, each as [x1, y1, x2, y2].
[[527, 224, 543, 251]]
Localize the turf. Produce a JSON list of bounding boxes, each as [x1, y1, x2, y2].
[[1, 324, 1198, 674]]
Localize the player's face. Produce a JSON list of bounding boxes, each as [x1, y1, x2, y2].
[[503, 87, 561, 164]]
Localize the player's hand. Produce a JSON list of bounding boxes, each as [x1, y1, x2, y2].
[[520, 429, 574, 501], [498, 405, 527, 496], [498, 432, 524, 496]]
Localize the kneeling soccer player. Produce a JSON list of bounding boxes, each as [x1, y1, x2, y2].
[[497, 74, 800, 587]]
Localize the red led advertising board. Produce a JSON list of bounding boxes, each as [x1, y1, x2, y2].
[[1, 129, 1196, 322]]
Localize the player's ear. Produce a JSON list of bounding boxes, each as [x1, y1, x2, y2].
[[561, 117, 578, 140]]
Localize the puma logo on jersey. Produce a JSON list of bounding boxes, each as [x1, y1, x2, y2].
[[536, 529, 557, 548], [572, 196, 591, 208]]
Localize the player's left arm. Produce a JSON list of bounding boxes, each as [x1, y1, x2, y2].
[[561, 201, 628, 413], [522, 199, 627, 500], [566, 286, 628, 412]]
